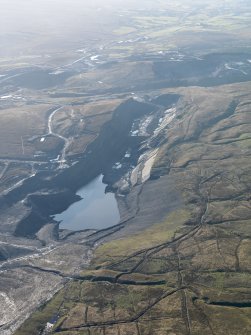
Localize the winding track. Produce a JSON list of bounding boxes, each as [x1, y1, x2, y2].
[[47, 106, 71, 168]]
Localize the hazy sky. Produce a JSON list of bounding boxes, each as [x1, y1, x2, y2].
[[0, 0, 241, 34], [0, 0, 243, 57], [0, 0, 129, 56], [0, 0, 188, 32]]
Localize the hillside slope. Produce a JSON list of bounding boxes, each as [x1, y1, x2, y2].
[[15, 82, 251, 335]]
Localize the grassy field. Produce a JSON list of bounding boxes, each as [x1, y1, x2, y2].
[[0, 104, 50, 159]]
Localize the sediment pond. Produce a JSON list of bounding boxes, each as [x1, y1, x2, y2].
[[54, 174, 120, 231]]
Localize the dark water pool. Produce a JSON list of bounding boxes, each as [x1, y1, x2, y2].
[[55, 175, 120, 231]]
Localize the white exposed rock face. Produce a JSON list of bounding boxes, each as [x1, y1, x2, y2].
[[130, 148, 158, 186], [154, 107, 176, 136], [116, 105, 177, 195], [141, 149, 159, 183]]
